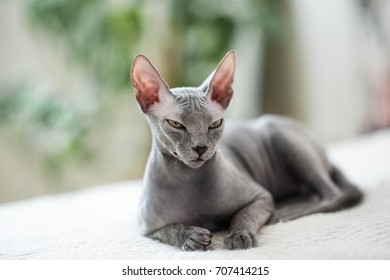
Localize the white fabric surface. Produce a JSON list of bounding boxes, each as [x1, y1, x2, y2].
[[1, 130, 390, 259]]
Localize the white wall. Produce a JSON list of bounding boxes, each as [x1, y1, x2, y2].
[[289, 0, 369, 141]]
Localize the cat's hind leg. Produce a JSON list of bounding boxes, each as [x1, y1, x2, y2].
[[268, 179, 355, 224], [268, 191, 321, 224], [329, 166, 363, 208], [267, 120, 363, 223], [268, 167, 363, 224]]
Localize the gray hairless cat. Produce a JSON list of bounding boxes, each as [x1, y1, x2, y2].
[[130, 51, 362, 251]]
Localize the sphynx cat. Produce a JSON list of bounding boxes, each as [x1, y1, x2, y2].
[[130, 51, 362, 251]]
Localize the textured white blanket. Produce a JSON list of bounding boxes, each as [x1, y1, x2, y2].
[[1, 130, 390, 259]]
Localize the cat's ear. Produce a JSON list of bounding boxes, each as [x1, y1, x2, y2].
[[200, 50, 236, 109], [131, 55, 172, 113]]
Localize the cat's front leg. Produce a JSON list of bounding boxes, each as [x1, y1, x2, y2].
[[148, 223, 213, 251], [224, 192, 274, 250]]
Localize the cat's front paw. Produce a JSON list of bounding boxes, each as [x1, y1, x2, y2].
[[224, 230, 258, 250], [182, 227, 213, 251]]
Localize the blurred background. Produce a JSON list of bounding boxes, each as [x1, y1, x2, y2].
[[1, 0, 390, 203]]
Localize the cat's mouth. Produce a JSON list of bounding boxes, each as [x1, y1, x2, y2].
[[186, 157, 206, 168], [191, 158, 205, 163]]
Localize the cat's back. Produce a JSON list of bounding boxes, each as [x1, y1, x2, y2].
[[221, 115, 306, 195], [221, 115, 284, 174], [222, 114, 293, 144]]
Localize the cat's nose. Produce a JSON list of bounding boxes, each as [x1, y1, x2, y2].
[[192, 146, 208, 157]]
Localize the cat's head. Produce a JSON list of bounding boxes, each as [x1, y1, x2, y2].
[[131, 51, 236, 168]]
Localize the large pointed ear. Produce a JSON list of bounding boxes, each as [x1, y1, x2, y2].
[[200, 50, 236, 109], [131, 55, 171, 113]]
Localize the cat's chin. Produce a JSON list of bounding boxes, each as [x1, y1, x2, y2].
[[185, 159, 206, 168]]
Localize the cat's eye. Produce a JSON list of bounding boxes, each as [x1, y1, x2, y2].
[[167, 119, 185, 129], [209, 119, 223, 129]]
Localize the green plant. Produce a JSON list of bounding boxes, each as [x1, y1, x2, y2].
[[163, 0, 284, 88], [1, 0, 145, 174], [0, 83, 93, 173], [28, 0, 142, 91]]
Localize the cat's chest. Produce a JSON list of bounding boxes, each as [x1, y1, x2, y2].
[[170, 193, 239, 232], [153, 176, 256, 228], [172, 184, 236, 217]]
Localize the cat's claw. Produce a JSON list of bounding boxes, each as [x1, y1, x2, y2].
[[224, 230, 258, 250], [182, 227, 213, 251]]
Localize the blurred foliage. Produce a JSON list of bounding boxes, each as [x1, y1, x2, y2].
[[27, 0, 281, 89], [28, 0, 142, 91], [170, 0, 284, 86], [3, 0, 145, 174], [0, 83, 93, 174]]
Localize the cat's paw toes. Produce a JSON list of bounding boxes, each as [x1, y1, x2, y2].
[[224, 231, 258, 250], [182, 227, 213, 251]]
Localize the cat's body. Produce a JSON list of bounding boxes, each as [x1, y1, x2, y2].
[[131, 51, 362, 251]]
